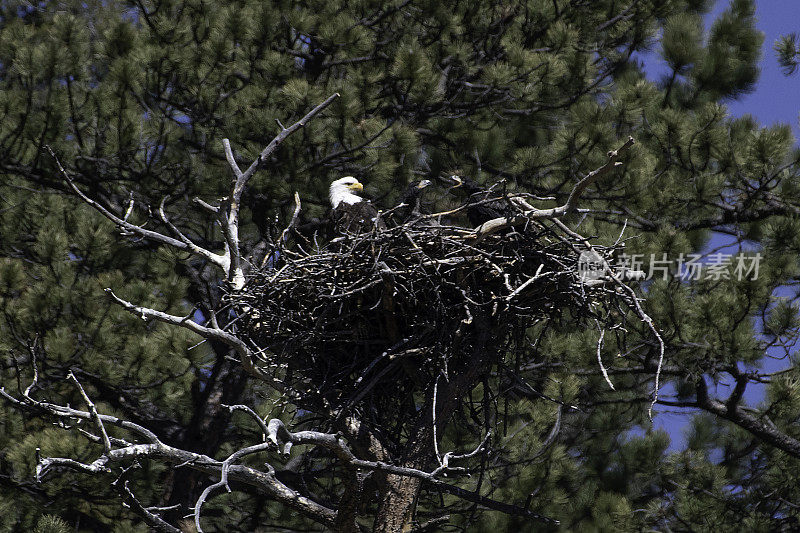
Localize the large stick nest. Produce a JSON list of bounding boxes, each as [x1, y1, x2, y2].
[[228, 218, 634, 426]]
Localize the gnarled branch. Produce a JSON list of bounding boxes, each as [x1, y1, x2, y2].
[[473, 136, 635, 237]]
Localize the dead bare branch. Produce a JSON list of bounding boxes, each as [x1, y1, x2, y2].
[[103, 288, 269, 382], [473, 136, 635, 237], [67, 371, 112, 452], [220, 93, 340, 289], [0, 387, 338, 528], [45, 145, 228, 270]]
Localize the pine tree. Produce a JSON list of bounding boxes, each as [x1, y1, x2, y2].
[[2, 0, 800, 531]]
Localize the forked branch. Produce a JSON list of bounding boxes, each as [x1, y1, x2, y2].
[[103, 289, 269, 382], [474, 136, 635, 237], [221, 93, 340, 289], [45, 145, 228, 270], [46, 94, 340, 290]]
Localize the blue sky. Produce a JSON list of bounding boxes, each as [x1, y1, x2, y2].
[[717, 0, 800, 140], [639, 0, 799, 141], [638, 0, 800, 450]]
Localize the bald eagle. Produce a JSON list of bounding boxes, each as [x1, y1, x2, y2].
[[445, 175, 507, 226], [394, 179, 433, 224], [329, 176, 384, 233]]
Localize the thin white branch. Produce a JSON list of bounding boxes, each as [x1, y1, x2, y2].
[[194, 442, 272, 533], [434, 431, 491, 476], [121, 481, 182, 533], [473, 137, 635, 238], [67, 371, 113, 452], [122, 193, 135, 222], [23, 339, 39, 398], [613, 218, 629, 246], [506, 264, 545, 301], [103, 289, 269, 381], [223, 403, 268, 442], [157, 197, 230, 273], [45, 145, 228, 271], [445, 431, 492, 463], [551, 218, 665, 418], [594, 328, 614, 390], [192, 197, 220, 214], [562, 137, 634, 214], [220, 93, 340, 289], [36, 456, 111, 481], [278, 192, 302, 249], [433, 376, 442, 465], [234, 93, 341, 194], [1, 387, 160, 443], [222, 139, 243, 178]]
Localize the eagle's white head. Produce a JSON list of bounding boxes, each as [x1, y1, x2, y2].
[[329, 176, 364, 208]]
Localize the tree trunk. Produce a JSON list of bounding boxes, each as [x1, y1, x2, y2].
[[334, 469, 363, 533], [372, 314, 494, 532], [372, 474, 422, 533], [370, 420, 432, 533]]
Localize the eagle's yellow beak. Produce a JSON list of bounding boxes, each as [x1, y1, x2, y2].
[[348, 182, 364, 192]]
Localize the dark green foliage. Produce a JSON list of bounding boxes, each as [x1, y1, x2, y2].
[[2, 0, 800, 531], [775, 32, 800, 75]]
